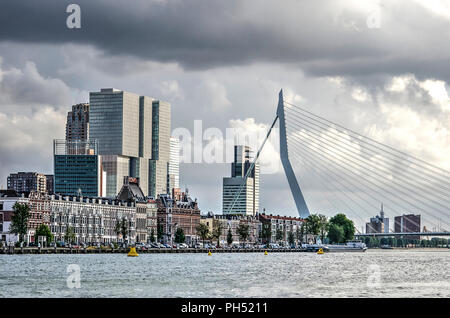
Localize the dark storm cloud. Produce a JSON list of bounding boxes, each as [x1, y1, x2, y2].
[[1, 0, 449, 81]]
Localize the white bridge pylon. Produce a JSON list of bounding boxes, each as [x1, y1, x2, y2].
[[277, 89, 310, 218], [227, 89, 310, 218]]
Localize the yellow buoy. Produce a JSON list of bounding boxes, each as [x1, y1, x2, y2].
[[208, 250, 212, 256], [127, 246, 139, 257], [317, 248, 324, 255], [264, 250, 268, 255]]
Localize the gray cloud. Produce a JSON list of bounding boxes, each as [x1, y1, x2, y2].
[[1, 0, 450, 81]]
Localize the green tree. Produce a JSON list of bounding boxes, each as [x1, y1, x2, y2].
[[305, 214, 321, 243], [149, 228, 155, 243], [212, 220, 224, 247], [64, 226, 76, 244], [261, 224, 271, 244], [196, 223, 210, 247], [35, 224, 53, 245], [328, 223, 345, 243], [328, 213, 355, 242], [318, 214, 329, 242], [174, 227, 185, 243], [10, 203, 30, 243], [275, 228, 284, 242], [236, 224, 250, 247], [297, 222, 306, 244], [114, 217, 128, 243], [288, 231, 295, 246], [121, 217, 128, 242], [227, 228, 233, 246], [157, 219, 164, 242]]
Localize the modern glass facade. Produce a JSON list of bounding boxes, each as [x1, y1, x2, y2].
[[168, 136, 180, 193], [149, 100, 171, 198], [54, 139, 102, 197], [54, 155, 101, 197], [89, 89, 140, 157], [223, 145, 259, 216]]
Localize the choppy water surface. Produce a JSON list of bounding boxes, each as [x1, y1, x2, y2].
[[0, 249, 448, 297]]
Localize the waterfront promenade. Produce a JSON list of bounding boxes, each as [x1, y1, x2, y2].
[[0, 246, 307, 255]]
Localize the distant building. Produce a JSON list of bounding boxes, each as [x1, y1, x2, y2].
[[0, 190, 28, 243], [200, 212, 259, 245], [117, 177, 157, 243], [0, 190, 49, 243], [167, 136, 180, 194], [149, 100, 171, 198], [88, 88, 170, 198], [54, 139, 105, 197], [157, 189, 200, 245], [45, 175, 54, 195], [66, 103, 89, 141], [366, 204, 390, 234], [223, 145, 260, 216], [7, 172, 47, 195], [394, 214, 421, 239], [258, 213, 305, 245]]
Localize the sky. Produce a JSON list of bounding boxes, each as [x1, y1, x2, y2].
[[0, 0, 449, 231]]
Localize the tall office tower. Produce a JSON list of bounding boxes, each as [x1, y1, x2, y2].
[[149, 100, 171, 198], [222, 145, 260, 216], [89, 89, 142, 197], [7, 172, 47, 195], [88, 88, 170, 198], [167, 136, 180, 194], [66, 103, 90, 141], [90, 89, 140, 157], [54, 139, 105, 197]]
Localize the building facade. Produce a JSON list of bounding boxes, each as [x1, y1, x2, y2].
[[223, 145, 259, 215], [366, 204, 390, 234], [149, 100, 171, 198], [167, 136, 180, 194], [88, 88, 171, 198], [201, 212, 259, 246], [394, 214, 421, 239], [157, 190, 200, 245], [7, 172, 47, 195], [66, 103, 89, 141], [54, 139, 105, 197], [49, 194, 136, 244], [258, 213, 305, 245]]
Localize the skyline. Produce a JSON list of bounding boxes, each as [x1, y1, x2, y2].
[[0, 0, 449, 231]]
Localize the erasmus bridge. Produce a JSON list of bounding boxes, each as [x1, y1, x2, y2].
[[229, 90, 450, 236]]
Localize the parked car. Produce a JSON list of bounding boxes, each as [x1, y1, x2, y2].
[[178, 243, 188, 249]]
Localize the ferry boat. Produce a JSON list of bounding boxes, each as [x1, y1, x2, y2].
[[325, 240, 367, 252]]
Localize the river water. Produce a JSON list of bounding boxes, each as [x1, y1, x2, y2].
[[0, 249, 448, 297]]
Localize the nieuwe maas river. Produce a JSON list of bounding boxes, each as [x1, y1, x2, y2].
[[0, 249, 448, 298]]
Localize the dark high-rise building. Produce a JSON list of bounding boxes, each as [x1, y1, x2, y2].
[[7, 172, 47, 195], [394, 214, 421, 239], [53, 139, 105, 197], [45, 175, 54, 195], [66, 103, 89, 141]]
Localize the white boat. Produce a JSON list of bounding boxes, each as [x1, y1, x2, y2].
[[325, 240, 367, 252]]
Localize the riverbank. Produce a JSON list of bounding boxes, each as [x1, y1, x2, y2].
[[0, 246, 309, 255]]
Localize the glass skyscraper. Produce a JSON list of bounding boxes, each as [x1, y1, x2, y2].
[[223, 145, 260, 216], [53, 139, 104, 197], [89, 89, 170, 198], [149, 100, 171, 198]]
